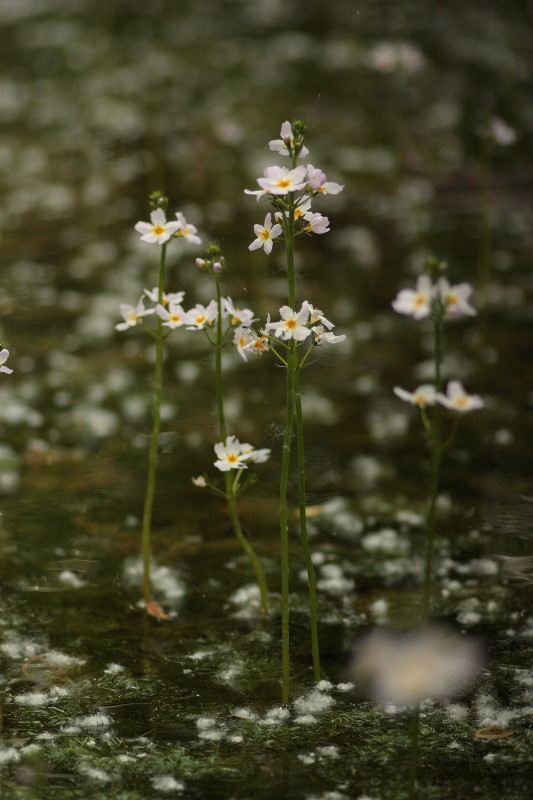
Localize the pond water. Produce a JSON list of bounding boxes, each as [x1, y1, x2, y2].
[[0, 2, 532, 799]]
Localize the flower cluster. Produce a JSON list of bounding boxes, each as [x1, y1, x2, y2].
[[116, 291, 259, 338], [246, 121, 343, 254], [394, 381, 484, 413], [264, 301, 346, 346], [213, 435, 271, 472], [392, 275, 476, 320], [134, 209, 201, 246], [392, 265, 482, 415]]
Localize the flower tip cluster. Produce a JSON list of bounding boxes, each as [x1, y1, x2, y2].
[[269, 120, 309, 158]]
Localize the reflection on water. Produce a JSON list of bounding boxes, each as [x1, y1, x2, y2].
[[0, 1, 532, 798]]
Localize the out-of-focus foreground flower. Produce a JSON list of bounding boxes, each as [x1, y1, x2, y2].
[[349, 626, 482, 706]]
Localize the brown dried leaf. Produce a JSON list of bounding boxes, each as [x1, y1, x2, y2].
[[474, 726, 515, 739], [146, 600, 171, 620]]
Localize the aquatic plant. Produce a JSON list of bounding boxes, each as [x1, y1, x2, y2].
[[392, 257, 484, 620], [115, 194, 201, 610], [189, 246, 270, 614], [246, 121, 345, 701]]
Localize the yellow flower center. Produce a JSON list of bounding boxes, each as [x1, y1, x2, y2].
[[414, 294, 426, 306], [277, 178, 291, 188], [285, 318, 297, 329], [260, 229, 270, 240], [227, 453, 238, 463], [152, 225, 165, 236], [170, 314, 181, 322], [447, 294, 457, 305], [195, 315, 206, 324], [455, 396, 468, 408]]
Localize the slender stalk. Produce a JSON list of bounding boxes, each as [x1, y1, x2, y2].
[[420, 313, 444, 621], [280, 343, 296, 704], [213, 273, 269, 614], [141, 242, 168, 607], [294, 366, 321, 680]]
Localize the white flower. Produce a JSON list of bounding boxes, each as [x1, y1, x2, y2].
[[436, 381, 484, 412], [214, 435, 253, 472], [304, 302, 334, 329], [191, 476, 207, 487], [144, 287, 185, 306], [256, 165, 308, 196], [392, 275, 434, 319], [306, 164, 344, 194], [269, 120, 309, 157], [0, 349, 13, 374], [185, 301, 218, 330], [174, 212, 201, 245], [223, 297, 255, 327], [276, 198, 312, 223], [393, 384, 436, 408], [156, 302, 187, 329], [233, 326, 256, 361], [239, 442, 271, 463], [245, 333, 270, 358], [437, 279, 476, 317], [312, 325, 346, 345], [115, 299, 154, 331], [134, 208, 180, 244], [265, 304, 312, 342], [304, 212, 330, 234], [248, 213, 283, 254]]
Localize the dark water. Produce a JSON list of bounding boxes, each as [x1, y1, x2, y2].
[[0, 2, 532, 798]]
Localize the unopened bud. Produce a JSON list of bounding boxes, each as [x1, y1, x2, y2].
[[213, 261, 222, 273], [195, 258, 206, 268]]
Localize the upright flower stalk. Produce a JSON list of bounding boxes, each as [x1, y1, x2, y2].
[[246, 121, 345, 701], [392, 258, 483, 620], [116, 192, 201, 610], [141, 239, 168, 609], [191, 248, 270, 614]]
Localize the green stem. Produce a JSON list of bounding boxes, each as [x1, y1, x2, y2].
[[141, 242, 168, 608], [286, 201, 296, 309], [280, 343, 296, 704], [294, 366, 321, 680], [421, 314, 444, 621], [214, 273, 269, 614]]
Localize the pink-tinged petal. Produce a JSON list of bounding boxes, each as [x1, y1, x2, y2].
[[270, 224, 283, 238], [263, 239, 273, 254], [263, 213, 272, 228], [249, 239, 263, 251]]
